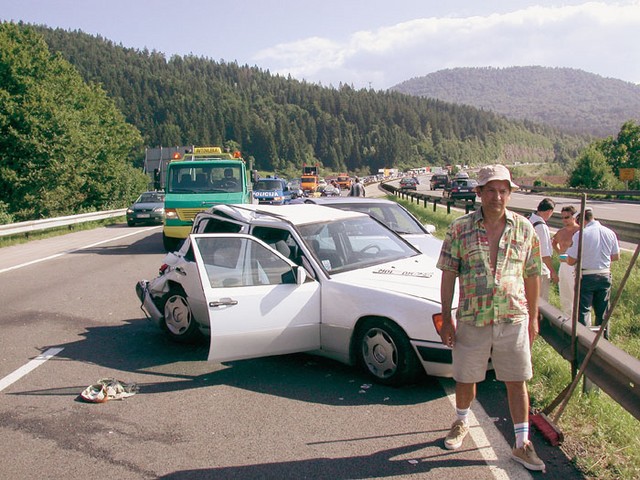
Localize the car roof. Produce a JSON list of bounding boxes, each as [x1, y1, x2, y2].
[[209, 203, 366, 226], [304, 197, 398, 206]]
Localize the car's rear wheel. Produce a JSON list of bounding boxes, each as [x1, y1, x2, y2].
[[160, 287, 201, 343], [355, 319, 421, 386]]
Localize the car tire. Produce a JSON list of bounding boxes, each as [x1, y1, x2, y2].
[[355, 319, 422, 386], [127, 219, 135, 227], [160, 287, 201, 343]]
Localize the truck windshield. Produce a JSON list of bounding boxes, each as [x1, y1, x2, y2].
[[168, 165, 242, 193]]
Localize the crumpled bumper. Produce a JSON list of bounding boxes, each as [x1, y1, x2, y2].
[[135, 279, 164, 328]]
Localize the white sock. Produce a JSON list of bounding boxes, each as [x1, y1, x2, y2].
[[456, 407, 470, 425], [514, 422, 529, 448]]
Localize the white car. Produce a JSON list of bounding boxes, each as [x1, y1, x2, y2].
[[302, 197, 440, 254], [136, 204, 454, 385]]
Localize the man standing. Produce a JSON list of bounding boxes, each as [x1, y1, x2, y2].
[[552, 206, 580, 318], [566, 207, 620, 338], [348, 177, 365, 197], [528, 198, 558, 300], [437, 164, 545, 472]]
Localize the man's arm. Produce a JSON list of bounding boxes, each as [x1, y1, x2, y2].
[[542, 255, 558, 283], [439, 270, 458, 347], [524, 275, 540, 346]]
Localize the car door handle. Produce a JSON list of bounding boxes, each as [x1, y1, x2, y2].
[[209, 297, 238, 307]]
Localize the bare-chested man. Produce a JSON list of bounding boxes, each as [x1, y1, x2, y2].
[[552, 206, 580, 317]]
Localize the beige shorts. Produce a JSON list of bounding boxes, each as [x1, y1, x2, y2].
[[453, 321, 532, 383]]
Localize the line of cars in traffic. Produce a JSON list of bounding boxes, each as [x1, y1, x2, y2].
[[134, 196, 466, 386], [428, 171, 477, 203]]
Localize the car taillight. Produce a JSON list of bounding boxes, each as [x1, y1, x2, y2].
[[432, 313, 444, 335]]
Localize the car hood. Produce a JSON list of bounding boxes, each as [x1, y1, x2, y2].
[[133, 202, 163, 210], [402, 234, 443, 257], [333, 254, 443, 303]]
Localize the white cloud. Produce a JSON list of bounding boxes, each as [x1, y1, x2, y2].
[[253, 1, 640, 89]]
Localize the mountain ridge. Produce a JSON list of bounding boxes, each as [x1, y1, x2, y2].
[[390, 66, 640, 137]]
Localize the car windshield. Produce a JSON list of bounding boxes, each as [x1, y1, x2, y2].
[[138, 193, 164, 203], [297, 215, 418, 274], [327, 203, 427, 235], [255, 179, 283, 190]]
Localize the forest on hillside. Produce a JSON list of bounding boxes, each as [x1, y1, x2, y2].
[[391, 66, 640, 138], [33, 25, 583, 177]]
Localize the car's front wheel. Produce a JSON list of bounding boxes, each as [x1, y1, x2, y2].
[[160, 287, 201, 343], [355, 319, 421, 386]]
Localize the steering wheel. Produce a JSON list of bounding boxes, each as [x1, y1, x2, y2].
[[223, 179, 238, 189], [359, 244, 381, 255]]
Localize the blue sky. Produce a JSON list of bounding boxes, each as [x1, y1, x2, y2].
[[1, 0, 639, 89]]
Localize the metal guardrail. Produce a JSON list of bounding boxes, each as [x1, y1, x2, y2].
[[387, 184, 639, 244], [539, 301, 640, 420], [0, 209, 127, 238]]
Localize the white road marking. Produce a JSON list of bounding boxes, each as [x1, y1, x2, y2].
[[440, 379, 533, 480], [0, 228, 154, 274], [0, 348, 64, 393]]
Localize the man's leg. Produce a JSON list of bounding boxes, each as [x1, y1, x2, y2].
[[505, 381, 529, 427], [579, 275, 596, 326], [444, 382, 476, 450], [591, 275, 612, 338], [506, 381, 546, 471]]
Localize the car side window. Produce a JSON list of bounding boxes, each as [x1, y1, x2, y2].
[[194, 236, 295, 287]]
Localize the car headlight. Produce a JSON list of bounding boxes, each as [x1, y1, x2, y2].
[[126, 208, 134, 214], [153, 207, 165, 213], [274, 196, 283, 202], [165, 209, 178, 219]]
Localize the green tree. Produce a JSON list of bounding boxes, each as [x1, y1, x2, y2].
[[0, 22, 147, 222], [568, 145, 622, 189]]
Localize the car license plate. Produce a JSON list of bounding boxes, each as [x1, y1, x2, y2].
[[137, 213, 150, 218]]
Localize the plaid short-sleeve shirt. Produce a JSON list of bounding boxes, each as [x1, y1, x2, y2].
[[437, 208, 542, 326]]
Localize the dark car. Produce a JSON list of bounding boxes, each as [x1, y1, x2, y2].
[[443, 179, 478, 203], [126, 191, 165, 226], [399, 177, 418, 190], [429, 174, 450, 190]]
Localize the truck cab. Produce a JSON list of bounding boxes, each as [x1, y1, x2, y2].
[[162, 146, 253, 252]]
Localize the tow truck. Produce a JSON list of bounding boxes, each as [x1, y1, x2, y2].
[[162, 146, 254, 251]]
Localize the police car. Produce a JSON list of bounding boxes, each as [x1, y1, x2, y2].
[[252, 177, 294, 205]]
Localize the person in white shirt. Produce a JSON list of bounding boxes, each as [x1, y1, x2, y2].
[[566, 207, 620, 338], [528, 198, 558, 300]]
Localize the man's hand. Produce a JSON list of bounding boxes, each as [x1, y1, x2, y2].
[[439, 321, 456, 348]]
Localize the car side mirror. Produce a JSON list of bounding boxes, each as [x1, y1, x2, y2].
[[295, 265, 307, 284]]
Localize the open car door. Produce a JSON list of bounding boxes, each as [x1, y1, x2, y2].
[[190, 234, 321, 363]]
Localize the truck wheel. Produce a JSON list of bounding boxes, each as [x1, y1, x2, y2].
[[355, 319, 421, 386], [160, 287, 201, 343], [162, 233, 181, 252]]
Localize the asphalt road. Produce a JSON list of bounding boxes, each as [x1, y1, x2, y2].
[[0, 223, 584, 479]]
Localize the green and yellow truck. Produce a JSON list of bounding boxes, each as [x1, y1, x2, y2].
[[162, 146, 254, 251]]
